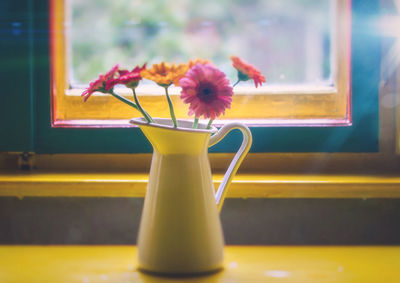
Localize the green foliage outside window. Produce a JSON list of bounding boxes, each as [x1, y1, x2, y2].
[[70, 0, 332, 86]]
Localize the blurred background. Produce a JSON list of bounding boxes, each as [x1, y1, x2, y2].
[[69, 0, 332, 87]]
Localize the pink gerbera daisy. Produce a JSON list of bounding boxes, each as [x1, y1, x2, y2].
[[81, 64, 119, 101], [106, 63, 147, 90], [180, 64, 233, 120]]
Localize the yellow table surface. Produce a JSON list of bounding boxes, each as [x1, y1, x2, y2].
[[1, 246, 399, 283]]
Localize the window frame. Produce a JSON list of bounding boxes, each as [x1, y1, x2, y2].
[[3, 0, 381, 154], [54, 0, 351, 127]]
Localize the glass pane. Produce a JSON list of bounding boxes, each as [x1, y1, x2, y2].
[[69, 0, 333, 87]]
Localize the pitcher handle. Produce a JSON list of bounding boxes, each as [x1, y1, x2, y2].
[[209, 123, 252, 212]]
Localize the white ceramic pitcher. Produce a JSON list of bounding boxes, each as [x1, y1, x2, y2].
[[130, 118, 252, 275]]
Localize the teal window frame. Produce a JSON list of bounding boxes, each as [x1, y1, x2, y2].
[[1, 0, 380, 154]]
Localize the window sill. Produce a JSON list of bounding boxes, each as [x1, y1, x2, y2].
[[1, 171, 400, 198]]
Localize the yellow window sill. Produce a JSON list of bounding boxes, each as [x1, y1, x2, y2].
[[0, 245, 399, 282], [1, 172, 400, 198]]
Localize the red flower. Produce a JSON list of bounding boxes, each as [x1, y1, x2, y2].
[[180, 64, 233, 120], [107, 64, 147, 90], [230, 56, 266, 88], [81, 64, 119, 102]]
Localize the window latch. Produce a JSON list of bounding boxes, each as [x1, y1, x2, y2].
[[18, 152, 34, 170]]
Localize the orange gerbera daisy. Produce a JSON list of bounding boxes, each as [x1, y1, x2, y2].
[[140, 62, 188, 87], [187, 58, 212, 69], [230, 56, 266, 88]]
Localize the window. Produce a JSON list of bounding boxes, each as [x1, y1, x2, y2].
[[70, 0, 332, 87], [52, 0, 351, 127], [1, 0, 381, 154]]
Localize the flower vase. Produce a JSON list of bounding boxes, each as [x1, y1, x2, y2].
[[130, 118, 252, 275]]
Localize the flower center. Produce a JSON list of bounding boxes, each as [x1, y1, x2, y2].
[[197, 82, 217, 103]]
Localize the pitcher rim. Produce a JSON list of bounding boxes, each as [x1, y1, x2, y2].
[[130, 117, 218, 134]]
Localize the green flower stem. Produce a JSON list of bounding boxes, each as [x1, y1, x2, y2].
[[193, 117, 199, 129], [233, 78, 241, 87], [206, 119, 214, 129], [132, 88, 153, 123], [109, 90, 139, 110], [164, 86, 177, 128]]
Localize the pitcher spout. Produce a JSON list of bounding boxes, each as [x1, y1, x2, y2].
[[131, 118, 216, 155]]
